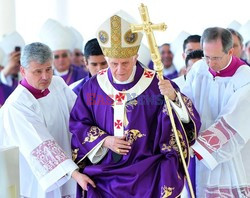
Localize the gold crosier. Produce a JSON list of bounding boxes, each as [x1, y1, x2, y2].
[[130, 4, 195, 198]]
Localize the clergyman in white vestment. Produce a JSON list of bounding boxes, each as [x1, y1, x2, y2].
[[0, 42, 96, 198], [182, 27, 250, 197]]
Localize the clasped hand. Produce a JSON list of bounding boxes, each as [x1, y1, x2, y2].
[[103, 136, 131, 155]]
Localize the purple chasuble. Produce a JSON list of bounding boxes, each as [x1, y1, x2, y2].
[[60, 64, 88, 85], [209, 56, 246, 77], [0, 77, 18, 107], [20, 78, 50, 99], [70, 63, 201, 198]]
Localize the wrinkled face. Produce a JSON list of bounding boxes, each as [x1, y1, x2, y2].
[[232, 35, 243, 58], [53, 50, 71, 72], [106, 55, 137, 82], [183, 42, 201, 59], [20, 60, 53, 90], [72, 49, 84, 66], [85, 55, 108, 76], [159, 45, 173, 68], [203, 39, 233, 72]]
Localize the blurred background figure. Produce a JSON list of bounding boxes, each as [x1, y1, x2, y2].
[[182, 35, 201, 60], [70, 38, 108, 95], [0, 47, 4, 70], [0, 31, 25, 107], [185, 49, 204, 73], [244, 41, 250, 65], [179, 35, 201, 76], [69, 26, 87, 71], [159, 43, 178, 79], [227, 28, 244, 58], [171, 31, 190, 73], [174, 49, 203, 88], [39, 19, 87, 85], [227, 28, 250, 66]]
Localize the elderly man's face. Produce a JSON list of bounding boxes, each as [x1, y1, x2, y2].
[[20, 60, 53, 90], [106, 55, 137, 82], [53, 50, 71, 72]]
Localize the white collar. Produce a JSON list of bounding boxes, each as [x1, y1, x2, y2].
[[163, 64, 176, 75], [112, 65, 137, 84], [54, 69, 69, 76]]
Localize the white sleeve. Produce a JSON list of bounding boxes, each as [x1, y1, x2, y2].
[[192, 84, 250, 170], [2, 103, 78, 192], [46, 167, 78, 192], [192, 141, 218, 170], [170, 92, 190, 123], [87, 138, 108, 164]]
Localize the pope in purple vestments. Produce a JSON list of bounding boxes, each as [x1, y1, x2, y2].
[[69, 12, 201, 198]]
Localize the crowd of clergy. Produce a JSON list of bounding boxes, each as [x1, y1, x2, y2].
[[0, 9, 250, 198]]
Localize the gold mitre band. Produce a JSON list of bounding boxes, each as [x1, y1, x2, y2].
[[96, 14, 143, 58]]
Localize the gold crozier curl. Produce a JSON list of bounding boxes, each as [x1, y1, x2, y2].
[[101, 15, 139, 58]]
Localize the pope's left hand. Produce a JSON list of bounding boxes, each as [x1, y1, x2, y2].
[[158, 78, 176, 101]]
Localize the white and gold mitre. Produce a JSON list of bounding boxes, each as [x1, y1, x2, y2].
[[96, 11, 143, 58]]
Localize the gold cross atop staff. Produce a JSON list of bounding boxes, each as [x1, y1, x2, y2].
[[130, 4, 166, 76], [131, 4, 195, 198]]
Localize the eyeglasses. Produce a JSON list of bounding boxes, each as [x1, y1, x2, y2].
[[54, 53, 68, 59], [75, 52, 83, 57], [202, 53, 226, 62]]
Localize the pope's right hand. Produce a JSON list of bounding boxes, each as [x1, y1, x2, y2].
[[103, 136, 131, 155]]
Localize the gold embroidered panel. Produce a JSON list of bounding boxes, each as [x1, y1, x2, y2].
[[82, 126, 106, 144]]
